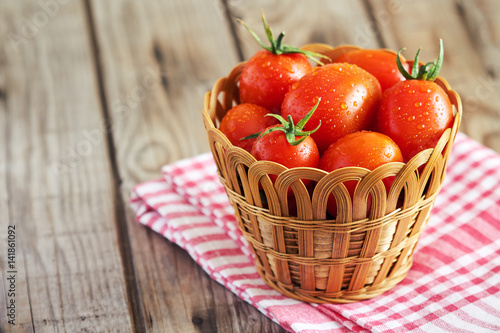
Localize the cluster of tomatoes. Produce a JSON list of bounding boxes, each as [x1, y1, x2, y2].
[[219, 14, 454, 216]]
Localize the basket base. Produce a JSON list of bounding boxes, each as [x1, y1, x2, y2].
[[255, 258, 413, 303]]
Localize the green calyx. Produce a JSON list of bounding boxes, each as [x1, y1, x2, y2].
[[238, 11, 330, 65], [396, 39, 444, 81], [241, 98, 322, 146]]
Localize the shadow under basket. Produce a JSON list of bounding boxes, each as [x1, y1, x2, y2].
[[202, 44, 462, 303]]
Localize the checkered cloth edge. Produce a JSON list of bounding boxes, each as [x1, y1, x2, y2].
[[130, 132, 500, 333]]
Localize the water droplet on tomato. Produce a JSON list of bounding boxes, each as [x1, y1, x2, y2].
[[435, 96, 440, 101], [415, 102, 421, 107], [417, 124, 425, 129], [341, 102, 347, 109], [408, 116, 416, 121], [353, 101, 358, 107]]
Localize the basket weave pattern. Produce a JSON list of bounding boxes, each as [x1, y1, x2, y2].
[[202, 44, 462, 303]]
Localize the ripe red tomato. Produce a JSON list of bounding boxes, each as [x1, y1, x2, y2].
[[334, 49, 410, 92], [251, 125, 319, 178], [219, 103, 279, 152], [376, 81, 453, 162], [375, 40, 454, 162], [238, 12, 327, 113], [240, 51, 313, 113], [249, 101, 322, 189], [281, 63, 382, 153], [318, 131, 403, 217]]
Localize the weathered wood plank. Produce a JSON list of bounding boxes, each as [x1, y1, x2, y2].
[[456, 0, 500, 78], [368, 0, 500, 152], [87, 0, 285, 331], [455, 0, 500, 150], [0, 62, 33, 332], [0, 1, 132, 332]]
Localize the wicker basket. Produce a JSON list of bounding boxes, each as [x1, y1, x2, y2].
[[202, 44, 462, 303]]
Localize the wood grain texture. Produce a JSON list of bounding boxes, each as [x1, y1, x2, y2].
[[0, 13, 32, 329], [87, 0, 284, 331], [455, 0, 500, 150], [0, 0, 131, 332], [456, 0, 500, 78]]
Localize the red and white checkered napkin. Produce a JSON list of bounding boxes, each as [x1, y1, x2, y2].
[[130, 132, 500, 333]]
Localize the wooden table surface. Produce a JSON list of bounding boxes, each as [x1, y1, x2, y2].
[[1, 0, 499, 332]]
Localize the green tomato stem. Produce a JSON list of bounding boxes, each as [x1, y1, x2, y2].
[[396, 48, 415, 80], [426, 39, 444, 81], [396, 39, 444, 81], [238, 11, 329, 64], [411, 48, 421, 77], [240, 99, 322, 146]]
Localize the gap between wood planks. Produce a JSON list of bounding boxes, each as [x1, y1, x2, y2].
[[362, 0, 387, 48], [221, 0, 245, 62], [82, 0, 146, 332]]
